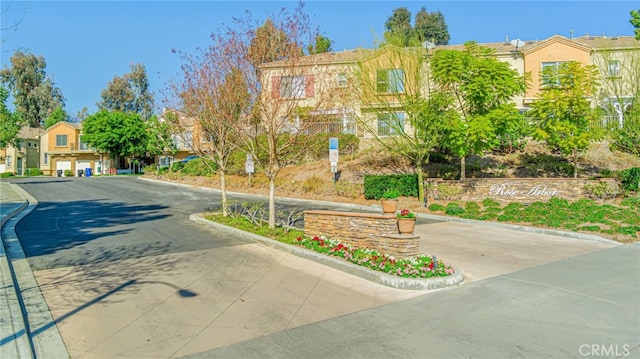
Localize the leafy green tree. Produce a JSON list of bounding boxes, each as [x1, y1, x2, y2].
[[430, 42, 528, 179], [414, 7, 450, 45], [528, 61, 602, 178], [307, 34, 333, 54], [631, 10, 640, 40], [82, 110, 148, 168], [384, 7, 414, 47], [0, 86, 23, 148], [44, 106, 68, 128], [97, 63, 154, 119], [383, 6, 450, 47], [0, 51, 65, 127], [144, 115, 176, 178]]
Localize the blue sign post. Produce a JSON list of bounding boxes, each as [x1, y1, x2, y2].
[[329, 137, 339, 183]]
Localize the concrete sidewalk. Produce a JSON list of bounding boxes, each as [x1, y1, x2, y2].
[[1, 180, 68, 359], [2, 178, 626, 358], [1, 180, 32, 358]]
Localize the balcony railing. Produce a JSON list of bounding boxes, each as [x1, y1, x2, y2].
[[301, 121, 358, 136]]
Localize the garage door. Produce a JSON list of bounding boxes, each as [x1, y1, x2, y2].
[[76, 161, 91, 177], [56, 160, 71, 177]]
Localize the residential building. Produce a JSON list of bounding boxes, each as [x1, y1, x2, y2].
[[40, 121, 111, 176], [158, 108, 196, 166], [260, 34, 639, 137], [0, 126, 44, 175]]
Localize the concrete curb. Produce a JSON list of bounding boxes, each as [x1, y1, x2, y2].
[[190, 213, 465, 291], [1, 183, 69, 359], [140, 176, 620, 245]]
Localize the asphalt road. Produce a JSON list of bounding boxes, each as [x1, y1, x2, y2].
[[9, 175, 387, 271]]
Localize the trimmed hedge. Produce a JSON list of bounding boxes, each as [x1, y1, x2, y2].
[[363, 173, 419, 200]]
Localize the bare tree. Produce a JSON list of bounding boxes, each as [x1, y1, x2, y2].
[[226, 2, 347, 228], [167, 36, 250, 216]]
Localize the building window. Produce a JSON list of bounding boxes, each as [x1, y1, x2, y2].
[[33, 142, 38, 148], [376, 69, 405, 93], [6, 156, 12, 167], [608, 60, 620, 77], [377, 112, 405, 136], [280, 75, 306, 98], [55, 134, 68, 147], [541, 61, 571, 88], [337, 73, 347, 87], [44, 153, 48, 164]]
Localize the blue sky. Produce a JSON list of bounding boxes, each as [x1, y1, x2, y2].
[[1, 1, 638, 118]]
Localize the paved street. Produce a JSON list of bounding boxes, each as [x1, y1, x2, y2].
[[1, 176, 637, 358]]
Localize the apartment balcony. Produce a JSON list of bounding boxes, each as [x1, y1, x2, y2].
[[301, 121, 360, 136]]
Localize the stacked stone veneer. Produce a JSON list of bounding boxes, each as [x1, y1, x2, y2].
[[429, 178, 618, 203], [303, 210, 419, 258]]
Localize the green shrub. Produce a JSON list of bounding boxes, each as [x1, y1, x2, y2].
[[64, 169, 73, 177], [427, 203, 445, 212], [143, 165, 156, 174], [0, 172, 14, 178], [363, 173, 418, 200], [621, 195, 640, 207], [181, 157, 218, 176], [619, 167, 640, 192], [171, 162, 184, 172], [25, 168, 43, 176], [482, 198, 501, 208], [445, 202, 465, 215]]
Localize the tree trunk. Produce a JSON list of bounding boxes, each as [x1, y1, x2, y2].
[[573, 149, 578, 179], [220, 169, 228, 216], [268, 177, 276, 229], [460, 156, 466, 180], [416, 160, 425, 205]]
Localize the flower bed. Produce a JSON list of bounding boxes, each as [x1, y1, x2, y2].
[[295, 235, 454, 278], [204, 213, 455, 279]]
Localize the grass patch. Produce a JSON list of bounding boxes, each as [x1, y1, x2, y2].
[[428, 196, 640, 239]]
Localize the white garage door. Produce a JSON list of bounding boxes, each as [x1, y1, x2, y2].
[[76, 161, 91, 176], [0, 164, 5, 173], [56, 160, 71, 177]]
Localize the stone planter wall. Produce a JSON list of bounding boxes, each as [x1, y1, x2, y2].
[[303, 210, 419, 258], [427, 178, 619, 203]]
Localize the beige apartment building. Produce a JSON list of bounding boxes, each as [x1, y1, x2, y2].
[[39, 121, 111, 176], [0, 126, 44, 175], [259, 34, 639, 138]]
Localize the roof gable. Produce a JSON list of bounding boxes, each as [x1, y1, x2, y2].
[[523, 35, 591, 55], [45, 121, 81, 134]]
